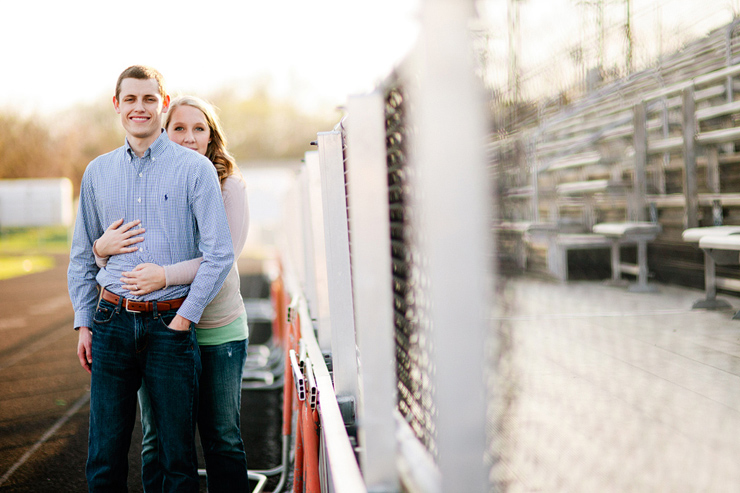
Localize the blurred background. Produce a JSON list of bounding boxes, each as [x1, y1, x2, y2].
[[0, 0, 420, 271], [2, 0, 739, 200], [4, 1, 740, 491]]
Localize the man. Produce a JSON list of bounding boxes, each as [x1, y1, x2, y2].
[[67, 65, 233, 492]]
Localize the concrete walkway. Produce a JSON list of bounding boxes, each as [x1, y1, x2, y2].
[[491, 276, 740, 492]]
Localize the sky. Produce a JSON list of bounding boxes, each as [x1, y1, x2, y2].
[[479, 0, 739, 96], [3, 0, 739, 116], [0, 0, 419, 115]]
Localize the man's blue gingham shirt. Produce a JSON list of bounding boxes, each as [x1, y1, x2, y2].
[[68, 130, 234, 329]]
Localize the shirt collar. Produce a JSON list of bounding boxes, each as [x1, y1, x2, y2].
[[125, 129, 169, 161]]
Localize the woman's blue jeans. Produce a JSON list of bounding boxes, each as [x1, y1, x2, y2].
[[87, 298, 201, 493], [139, 338, 250, 493]]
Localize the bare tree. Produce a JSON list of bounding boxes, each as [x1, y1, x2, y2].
[[0, 89, 338, 191]]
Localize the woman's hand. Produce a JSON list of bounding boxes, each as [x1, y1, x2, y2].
[[94, 218, 145, 258], [120, 263, 166, 296]]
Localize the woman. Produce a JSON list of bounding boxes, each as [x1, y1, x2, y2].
[[93, 96, 250, 492]]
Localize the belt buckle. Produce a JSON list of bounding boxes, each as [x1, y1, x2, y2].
[[124, 299, 142, 313]]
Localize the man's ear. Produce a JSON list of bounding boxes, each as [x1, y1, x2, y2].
[[113, 96, 121, 114], [162, 95, 171, 113]]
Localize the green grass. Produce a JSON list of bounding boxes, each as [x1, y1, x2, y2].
[[0, 226, 71, 255], [0, 226, 68, 279], [0, 255, 55, 280]]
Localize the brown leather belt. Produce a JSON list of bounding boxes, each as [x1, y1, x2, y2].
[[101, 288, 186, 313]]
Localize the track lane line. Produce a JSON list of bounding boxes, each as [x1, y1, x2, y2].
[[0, 323, 72, 372], [0, 390, 90, 486]]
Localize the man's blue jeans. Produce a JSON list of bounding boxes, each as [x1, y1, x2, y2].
[[139, 338, 250, 492], [87, 298, 201, 493]]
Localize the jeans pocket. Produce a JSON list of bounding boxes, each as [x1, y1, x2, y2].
[[157, 311, 192, 334], [92, 300, 116, 325]]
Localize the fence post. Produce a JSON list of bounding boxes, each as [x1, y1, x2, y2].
[[305, 151, 333, 350], [296, 164, 319, 320], [409, 0, 491, 490], [316, 129, 361, 415], [346, 92, 400, 492]]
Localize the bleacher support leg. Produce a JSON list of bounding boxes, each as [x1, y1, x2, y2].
[[605, 241, 629, 287], [628, 241, 657, 293], [547, 242, 567, 282], [692, 252, 732, 310]]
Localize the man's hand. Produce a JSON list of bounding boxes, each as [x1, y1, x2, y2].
[[77, 327, 93, 374], [169, 314, 192, 332]]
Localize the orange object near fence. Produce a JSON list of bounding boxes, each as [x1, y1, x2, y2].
[[282, 335, 294, 438], [303, 404, 321, 493], [270, 274, 287, 345], [273, 273, 323, 493], [293, 399, 305, 493]]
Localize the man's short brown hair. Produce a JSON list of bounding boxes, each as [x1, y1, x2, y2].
[[115, 65, 166, 101]]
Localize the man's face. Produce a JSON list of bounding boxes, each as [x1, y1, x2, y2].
[[113, 78, 169, 141]]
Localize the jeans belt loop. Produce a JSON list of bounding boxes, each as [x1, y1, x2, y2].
[[114, 291, 123, 315], [153, 300, 159, 320]]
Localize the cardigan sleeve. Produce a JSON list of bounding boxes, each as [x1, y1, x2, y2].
[[92, 240, 109, 269]]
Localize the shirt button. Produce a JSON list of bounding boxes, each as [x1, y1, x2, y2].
[[137, 198, 142, 203], [152, 157, 156, 162], [139, 172, 143, 177]]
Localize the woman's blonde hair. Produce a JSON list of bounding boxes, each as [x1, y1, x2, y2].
[[164, 96, 235, 186]]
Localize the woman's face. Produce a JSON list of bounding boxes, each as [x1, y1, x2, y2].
[[166, 105, 211, 156]]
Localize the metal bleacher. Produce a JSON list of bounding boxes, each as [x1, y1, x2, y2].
[[494, 18, 740, 291]]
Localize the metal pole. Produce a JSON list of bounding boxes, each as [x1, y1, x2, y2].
[[626, 0, 633, 74], [508, 0, 521, 101], [633, 102, 647, 221], [683, 86, 698, 229]]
